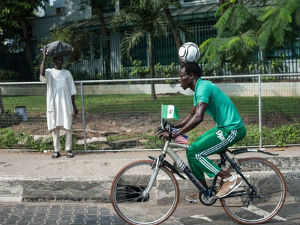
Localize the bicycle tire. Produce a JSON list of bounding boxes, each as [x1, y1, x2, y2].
[[221, 157, 286, 224], [111, 160, 180, 225]]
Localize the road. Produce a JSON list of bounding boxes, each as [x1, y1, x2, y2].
[[0, 201, 299, 225]]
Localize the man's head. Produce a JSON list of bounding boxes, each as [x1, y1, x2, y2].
[[179, 62, 202, 90], [53, 56, 63, 69]]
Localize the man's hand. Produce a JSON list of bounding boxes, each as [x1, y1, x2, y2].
[[157, 131, 178, 140], [158, 131, 169, 140], [43, 47, 48, 59], [40, 47, 48, 77]]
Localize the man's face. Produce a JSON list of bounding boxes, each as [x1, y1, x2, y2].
[[53, 57, 63, 68], [179, 67, 192, 90]]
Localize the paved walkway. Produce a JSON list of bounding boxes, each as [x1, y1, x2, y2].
[[0, 146, 299, 202]]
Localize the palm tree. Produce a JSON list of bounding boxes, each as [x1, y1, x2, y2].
[[160, 0, 182, 52], [92, 0, 112, 79], [81, 0, 112, 79], [0, 88, 4, 114], [112, 0, 168, 99]]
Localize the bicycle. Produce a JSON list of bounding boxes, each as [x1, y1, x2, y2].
[[110, 120, 286, 225]]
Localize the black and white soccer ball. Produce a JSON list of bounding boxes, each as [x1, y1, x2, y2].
[[178, 42, 200, 63]]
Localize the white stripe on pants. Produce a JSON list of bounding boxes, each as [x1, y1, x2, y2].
[[52, 127, 72, 152]]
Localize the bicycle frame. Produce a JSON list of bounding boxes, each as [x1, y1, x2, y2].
[[143, 139, 260, 201]]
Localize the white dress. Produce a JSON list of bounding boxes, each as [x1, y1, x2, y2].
[[40, 68, 77, 131]]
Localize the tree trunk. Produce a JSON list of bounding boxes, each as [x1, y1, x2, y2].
[[22, 21, 34, 80], [24, 43, 34, 79], [0, 88, 4, 114], [95, 7, 111, 79], [148, 33, 157, 100], [163, 7, 182, 53]]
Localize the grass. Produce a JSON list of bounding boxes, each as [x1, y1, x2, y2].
[[1, 94, 299, 149], [2, 96, 46, 115], [2, 94, 299, 117], [83, 94, 194, 114]]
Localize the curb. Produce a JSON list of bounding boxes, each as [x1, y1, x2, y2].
[[0, 155, 299, 203]]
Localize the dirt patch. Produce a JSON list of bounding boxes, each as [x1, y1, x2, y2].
[[10, 112, 161, 138], [9, 111, 297, 139]]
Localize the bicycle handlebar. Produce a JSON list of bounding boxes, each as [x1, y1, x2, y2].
[[158, 119, 173, 141]]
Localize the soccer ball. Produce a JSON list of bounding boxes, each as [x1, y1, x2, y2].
[[178, 42, 200, 63]]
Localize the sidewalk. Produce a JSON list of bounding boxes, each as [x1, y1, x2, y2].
[[0, 146, 299, 203]]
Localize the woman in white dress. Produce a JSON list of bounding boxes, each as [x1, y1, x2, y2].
[[40, 48, 78, 158]]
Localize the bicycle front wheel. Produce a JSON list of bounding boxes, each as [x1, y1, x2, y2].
[[221, 157, 286, 224], [110, 160, 180, 225]]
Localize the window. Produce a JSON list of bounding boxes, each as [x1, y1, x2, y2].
[[92, 32, 101, 59], [92, 0, 115, 15], [119, 0, 130, 9], [186, 20, 217, 44], [56, 7, 65, 15], [153, 33, 178, 65]]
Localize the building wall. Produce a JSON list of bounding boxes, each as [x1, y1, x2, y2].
[[32, 0, 92, 42]]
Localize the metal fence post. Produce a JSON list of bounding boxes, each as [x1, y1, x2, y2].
[[258, 75, 262, 149], [80, 82, 87, 151]]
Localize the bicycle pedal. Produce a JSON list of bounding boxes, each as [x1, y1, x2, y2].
[[187, 199, 200, 204]]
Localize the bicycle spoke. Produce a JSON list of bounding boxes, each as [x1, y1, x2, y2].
[[111, 160, 179, 225], [221, 158, 286, 224]]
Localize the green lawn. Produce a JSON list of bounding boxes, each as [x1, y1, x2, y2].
[[1, 94, 299, 148], [2, 94, 299, 118]]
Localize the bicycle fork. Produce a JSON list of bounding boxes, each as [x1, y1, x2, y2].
[[142, 155, 162, 198]]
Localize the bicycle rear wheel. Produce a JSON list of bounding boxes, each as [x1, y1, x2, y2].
[[111, 160, 180, 225], [221, 157, 286, 224]]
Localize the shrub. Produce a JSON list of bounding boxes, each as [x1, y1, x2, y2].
[[0, 112, 22, 128], [0, 128, 18, 148], [237, 123, 300, 147], [18, 133, 52, 151], [0, 69, 22, 81]]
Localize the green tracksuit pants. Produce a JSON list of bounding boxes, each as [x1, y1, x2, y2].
[[186, 126, 246, 180]]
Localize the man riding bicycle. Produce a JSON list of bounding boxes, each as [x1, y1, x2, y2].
[[158, 62, 246, 202]]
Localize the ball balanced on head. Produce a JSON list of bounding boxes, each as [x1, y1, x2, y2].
[[178, 42, 200, 63]]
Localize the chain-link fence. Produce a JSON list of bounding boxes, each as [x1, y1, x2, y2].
[[0, 74, 299, 151]]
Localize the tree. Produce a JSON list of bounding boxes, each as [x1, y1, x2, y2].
[[80, 0, 112, 79], [200, 0, 299, 75], [0, 0, 47, 114], [112, 0, 168, 99], [0, 0, 48, 79], [0, 88, 4, 114], [258, 0, 300, 50], [200, 0, 261, 74], [161, 0, 183, 52]]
